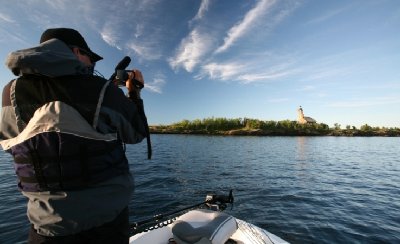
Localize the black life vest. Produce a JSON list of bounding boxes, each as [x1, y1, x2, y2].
[[2, 75, 129, 192]]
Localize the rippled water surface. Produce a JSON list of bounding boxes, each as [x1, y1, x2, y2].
[[1, 135, 399, 243]]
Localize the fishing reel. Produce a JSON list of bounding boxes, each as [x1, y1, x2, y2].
[[205, 190, 234, 211]]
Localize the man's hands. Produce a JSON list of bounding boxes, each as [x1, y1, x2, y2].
[[126, 69, 144, 99]]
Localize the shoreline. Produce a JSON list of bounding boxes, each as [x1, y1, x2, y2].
[[149, 127, 400, 137]]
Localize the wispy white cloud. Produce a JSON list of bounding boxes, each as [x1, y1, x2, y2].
[[127, 41, 162, 60], [316, 92, 328, 98], [169, 0, 216, 72], [305, 6, 349, 25], [42, 0, 66, 10], [268, 98, 289, 103], [190, 0, 300, 84], [145, 73, 166, 94], [191, 0, 211, 23], [0, 12, 15, 23], [198, 53, 299, 84], [169, 28, 214, 72], [2, 1, 73, 45], [298, 85, 316, 91], [266, 0, 300, 28], [15, 1, 87, 30], [0, 28, 30, 46], [305, 67, 350, 81], [197, 59, 297, 84], [328, 97, 400, 108], [188, 0, 300, 84], [215, 0, 276, 53], [238, 69, 296, 84], [90, 0, 165, 60], [134, 23, 145, 38], [100, 24, 123, 50], [292, 48, 367, 84], [197, 62, 244, 81]]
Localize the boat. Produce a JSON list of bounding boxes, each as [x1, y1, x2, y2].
[[129, 191, 289, 244]]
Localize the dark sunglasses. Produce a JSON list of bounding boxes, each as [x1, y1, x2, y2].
[[70, 46, 95, 63]]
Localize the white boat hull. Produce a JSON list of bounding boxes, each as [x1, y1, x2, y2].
[[129, 209, 288, 244]]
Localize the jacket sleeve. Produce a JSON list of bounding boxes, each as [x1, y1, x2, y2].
[[97, 83, 147, 144], [0, 80, 19, 141]]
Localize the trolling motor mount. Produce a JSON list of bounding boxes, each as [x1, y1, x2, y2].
[[205, 190, 234, 211]]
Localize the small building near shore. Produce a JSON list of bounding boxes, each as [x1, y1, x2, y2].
[[297, 106, 316, 124]]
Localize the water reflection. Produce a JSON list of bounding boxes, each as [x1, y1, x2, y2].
[[295, 137, 310, 175]]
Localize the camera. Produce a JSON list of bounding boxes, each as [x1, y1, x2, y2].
[[115, 70, 145, 89], [115, 69, 129, 86]]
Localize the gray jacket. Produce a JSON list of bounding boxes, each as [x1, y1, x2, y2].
[[1, 39, 146, 236]]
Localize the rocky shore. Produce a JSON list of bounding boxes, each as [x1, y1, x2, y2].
[[149, 127, 400, 137]]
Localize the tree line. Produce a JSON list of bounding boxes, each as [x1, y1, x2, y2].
[[150, 117, 400, 136]]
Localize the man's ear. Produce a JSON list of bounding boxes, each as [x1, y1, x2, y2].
[[71, 47, 80, 56]]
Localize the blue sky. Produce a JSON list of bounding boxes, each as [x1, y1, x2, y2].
[[0, 0, 399, 128]]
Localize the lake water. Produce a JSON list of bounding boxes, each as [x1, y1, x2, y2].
[[0, 135, 399, 243]]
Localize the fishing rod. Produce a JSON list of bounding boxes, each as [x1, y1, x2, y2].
[[130, 190, 234, 233], [110, 56, 152, 159]]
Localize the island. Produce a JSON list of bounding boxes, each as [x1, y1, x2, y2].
[[149, 107, 400, 137]]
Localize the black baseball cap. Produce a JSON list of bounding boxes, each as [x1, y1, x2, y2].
[[40, 28, 103, 62]]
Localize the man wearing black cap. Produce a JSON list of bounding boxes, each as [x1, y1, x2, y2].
[[40, 27, 104, 64], [0, 28, 149, 243]]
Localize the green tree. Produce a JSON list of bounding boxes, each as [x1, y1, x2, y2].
[[360, 124, 372, 131]]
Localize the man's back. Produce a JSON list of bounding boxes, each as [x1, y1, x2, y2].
[[0, 28, 149, 243]]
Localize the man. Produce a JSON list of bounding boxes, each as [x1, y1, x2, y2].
[[0, 28, 149, 243]]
